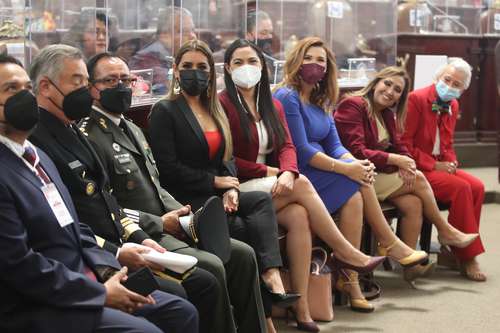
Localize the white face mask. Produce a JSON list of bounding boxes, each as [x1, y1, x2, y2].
[[231, 64, 262, 89]]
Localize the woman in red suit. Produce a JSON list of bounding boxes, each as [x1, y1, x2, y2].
[[219, 39, 385, 330], [335, 66, 478, 284], [401, 58, 486, 281]]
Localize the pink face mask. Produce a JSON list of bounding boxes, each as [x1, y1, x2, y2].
[[299, 63, 326, 84]]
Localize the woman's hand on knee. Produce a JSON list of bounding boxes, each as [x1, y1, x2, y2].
[[271, 171, 295, 197]]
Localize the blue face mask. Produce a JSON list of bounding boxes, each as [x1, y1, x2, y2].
[[435, 80, 461, 102]]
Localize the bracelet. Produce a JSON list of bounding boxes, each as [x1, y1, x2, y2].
[[331, 160, 335, 172]]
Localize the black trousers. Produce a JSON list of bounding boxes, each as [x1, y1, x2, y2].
[[228, 191, 282, 273], [228, 191, 282, 318], [155, 267, 218, 333]]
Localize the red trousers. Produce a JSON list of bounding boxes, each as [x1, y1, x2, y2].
[[423, 169, 485, 261]]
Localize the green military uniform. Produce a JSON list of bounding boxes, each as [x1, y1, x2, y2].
[[80, 107, 266, 333]]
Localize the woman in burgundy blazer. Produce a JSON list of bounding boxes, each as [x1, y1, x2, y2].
[[335, 66, 479, 283], [222, 93, 298, 182], [219, 39, 384, 331]]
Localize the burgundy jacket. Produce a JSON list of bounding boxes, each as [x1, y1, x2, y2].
[[219, 90, 299, 181], [334, 96, 411, 174], [401, 84, 459, 172]]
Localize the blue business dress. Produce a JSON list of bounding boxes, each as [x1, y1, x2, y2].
[[274, 87, 359, 213]]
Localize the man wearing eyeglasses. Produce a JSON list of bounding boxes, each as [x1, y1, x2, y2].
[[28, 44, 220, 326], [81, 52, 267, 333]]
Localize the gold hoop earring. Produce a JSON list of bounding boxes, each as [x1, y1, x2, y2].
[[173, 78, 181, 95]]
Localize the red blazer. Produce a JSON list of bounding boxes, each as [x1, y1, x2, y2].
[[401, 84, 458, 172], [334, 96, 411, 173], [219, 90, 299, 181]]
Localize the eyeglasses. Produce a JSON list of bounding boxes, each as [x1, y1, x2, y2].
[[93, 76, 137, 88]]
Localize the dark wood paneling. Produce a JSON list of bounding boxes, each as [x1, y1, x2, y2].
[[478, 36, 500, 143], [397, 34, 482, 143]]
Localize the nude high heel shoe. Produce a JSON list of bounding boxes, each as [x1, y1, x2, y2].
[[438, 233, 479, 249], [403, 261, 436, 288]]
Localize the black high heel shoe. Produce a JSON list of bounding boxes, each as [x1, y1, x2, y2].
[[261, 282, 300, 308]]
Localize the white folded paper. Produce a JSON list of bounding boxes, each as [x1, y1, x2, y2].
[[121, 243, 198, 274]]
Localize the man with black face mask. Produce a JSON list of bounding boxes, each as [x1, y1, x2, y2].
[[28, 45, 216, 310], [245, 10, 282, 85], [0, 54, 198, 333], [81, 52, 220, 333]]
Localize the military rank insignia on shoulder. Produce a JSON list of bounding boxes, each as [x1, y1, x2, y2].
[[99, 118, 108, 129]]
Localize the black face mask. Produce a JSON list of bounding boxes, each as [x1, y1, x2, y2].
[[256, 38, 273, 55], [0, 90, 39, 131], [49, 79, 93, 121], [98, 83, 133, 114], [179, 69, 209, 96]]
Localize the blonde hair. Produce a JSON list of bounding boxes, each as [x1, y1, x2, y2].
[[347, 66, 411, 131], [166, 39, 233, 161], [278, 36, 338, 112]]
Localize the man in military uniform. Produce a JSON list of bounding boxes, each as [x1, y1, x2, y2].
[[28, 44, 218, 330], [80, 52, 267, 333]]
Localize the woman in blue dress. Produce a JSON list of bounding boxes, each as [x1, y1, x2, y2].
[[274, 37, 428, 312]]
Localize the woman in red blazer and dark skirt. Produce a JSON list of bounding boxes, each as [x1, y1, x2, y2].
[[335, 66, 479, 283], [219, 39, 385, 330]]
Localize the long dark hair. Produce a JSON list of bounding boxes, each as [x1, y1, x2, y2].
[[223, 39, 286, 149]]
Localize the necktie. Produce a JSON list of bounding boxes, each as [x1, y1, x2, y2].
[[119, 120, 132, 140], [24, 147, 98, 282], [23, 146, 51, 184], [119, 120, 140, 150]]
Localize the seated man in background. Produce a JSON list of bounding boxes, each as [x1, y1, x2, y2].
[[246, 10, 274, 57], [245, 10, 281, 84], [62, 10, 116, 59], [28, 44, 218, 323], [402, 58, 486, 282], [81, 51, 266, 333], [129, 6, 196, 95], [0, 54, 197, 333]]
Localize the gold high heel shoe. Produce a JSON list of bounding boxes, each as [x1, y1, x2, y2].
[[378, 239, 428, 268], [403, 261, 436, 288], [438, 233, 479, 249], [335, 269, 374, 313]]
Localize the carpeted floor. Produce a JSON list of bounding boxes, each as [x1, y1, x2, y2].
[[275, 203, 500, 333]]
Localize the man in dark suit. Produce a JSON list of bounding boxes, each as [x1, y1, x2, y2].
[[28, 44, 218, 322], [0, 54, 197, 333], [81, 52, 267, 333]]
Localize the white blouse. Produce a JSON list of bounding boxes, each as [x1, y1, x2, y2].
[[256, 120, 273, 163]]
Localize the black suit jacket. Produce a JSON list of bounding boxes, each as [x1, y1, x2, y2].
[[149, 96, 237, 209], [81, 108, 190, 251], [30, 109, 149, 253], [0, 143, 120, 333]]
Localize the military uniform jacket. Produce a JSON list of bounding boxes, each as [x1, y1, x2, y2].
[[80, 107, 190, 251], [30, 109, 149, 254]]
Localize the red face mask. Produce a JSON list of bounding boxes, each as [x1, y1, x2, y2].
[[299, 63, 326, 84]]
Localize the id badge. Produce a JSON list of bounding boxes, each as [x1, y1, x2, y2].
[[41, 183, 74, 227]]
